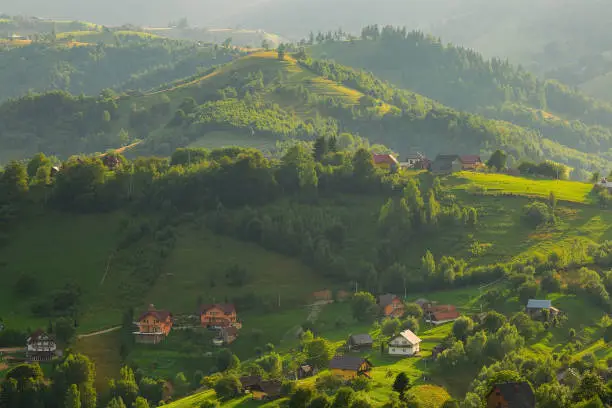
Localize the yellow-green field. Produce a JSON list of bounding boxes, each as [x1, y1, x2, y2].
[[450, 171, 594, 203]]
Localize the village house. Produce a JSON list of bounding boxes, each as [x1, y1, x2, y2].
[[26, 330, 57, 362], [329, 355, 373, 380], [297, 364, 317, 379], [424, 304, 461, 325], [597, 178, 612, 193], [459, 155, 483, 170], [525, 299, 560, 319], [200, 303, 239, 328], [373, 153, 399, 172], [431, 154, 462, 174], [312, 289, 333, 302], [249, 380, 282, 401], [213, 326, 239, 346], [378, 294, 405, 318], [240, 376, 282, 401], [485, 382, 535, 408], [388, 329, 421, 356], [401, 153, 430, 170], [133, 304, 173, 344], [347, 334, 373, 351]]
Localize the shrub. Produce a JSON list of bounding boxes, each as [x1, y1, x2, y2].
[[522, 202, 554, 227]]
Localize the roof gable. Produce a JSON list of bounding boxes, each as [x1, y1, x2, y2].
[[378, 294, 399, 308], [138, 310, 172, 322], [201, 303, 236, 315], [349, 334, 373, 345], [329, 355, 371, 371], [373, 154, 399, 165], [393, 329, 421, 345]]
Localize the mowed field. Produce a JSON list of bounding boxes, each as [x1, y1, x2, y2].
[[449, 172, 595, 203]]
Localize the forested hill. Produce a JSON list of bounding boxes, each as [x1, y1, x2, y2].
[[0, 40, 240, 103], [310, 28, 612, 170], [0, 50, 609, 178]]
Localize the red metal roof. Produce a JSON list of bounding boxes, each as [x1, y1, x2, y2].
[[373, 154, 399, 165], [432, 310, 460, 321], [460, 155, 482, 164]]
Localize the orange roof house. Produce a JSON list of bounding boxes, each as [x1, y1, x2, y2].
[[373, 154, 399, 171], [200, 303, 238, 328], [424, 304, 460, 325], [134, 304, 173, 344], [378, 294, 405, 318]]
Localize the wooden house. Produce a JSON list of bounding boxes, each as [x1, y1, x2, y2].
[[402, 153, 430, 170], [378, 294, 405, 318], [486, 382, 535, 408], [200, 303, 238, 328], [388, 330, 421, 356], [133, 304, 173, 344], [459, 155, 483, 170], [373, 154, 399, 171], [26, 330, 57, 362], [329, 355, 372, 380], [347, 334, 373, 351]]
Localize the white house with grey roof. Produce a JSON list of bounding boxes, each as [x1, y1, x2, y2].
[[388, 329, 421, 356], [525, 299, 559, 319]]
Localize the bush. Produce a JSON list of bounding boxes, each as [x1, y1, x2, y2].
[[523, 202, 554, 227]]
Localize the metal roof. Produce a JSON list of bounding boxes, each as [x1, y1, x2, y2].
[[526, 299, 552, 309]]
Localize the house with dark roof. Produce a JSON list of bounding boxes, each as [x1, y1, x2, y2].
[[133, 304, 173, 344], [486, 382, 535, 408], [200, 303, 239, 328], [388, 330, 421, 356], [329, 355, 373, 380], [249, 380, 282, 401], [347, 334, 373, 351], [431, 154, 462, 174], [525, 299, 559, 319], [378, 294, 405, 318], [26, 330, 57, 361]]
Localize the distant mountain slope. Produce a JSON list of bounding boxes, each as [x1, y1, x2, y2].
[[310, 30, 612, 168], [0, 40, 239, 102], [0, 50, 608, 176]]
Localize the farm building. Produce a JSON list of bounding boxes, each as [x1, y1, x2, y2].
[[388, 329, 422, 356], [424, 304, 461, 325]]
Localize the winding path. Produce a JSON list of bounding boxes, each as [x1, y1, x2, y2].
[[77, 326, 121, 339]]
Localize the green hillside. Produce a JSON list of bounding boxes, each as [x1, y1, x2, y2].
[[1, 50, 609, 178], [0, 39, 240, 103], [310, 29, 612, 169], [1, 144, 611, 407]]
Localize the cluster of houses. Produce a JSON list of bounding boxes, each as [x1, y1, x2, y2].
[[597, 177, 612, 193], [372, 152, 484, 174], [132, 303, 241, 346]]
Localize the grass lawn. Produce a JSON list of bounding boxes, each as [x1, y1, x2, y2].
[[146, 226, 332, 313], [188, 130, 278, 151], [449, 172, 595, 204], [0, 211, 125, 332], [75, 331, 122, 391]]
